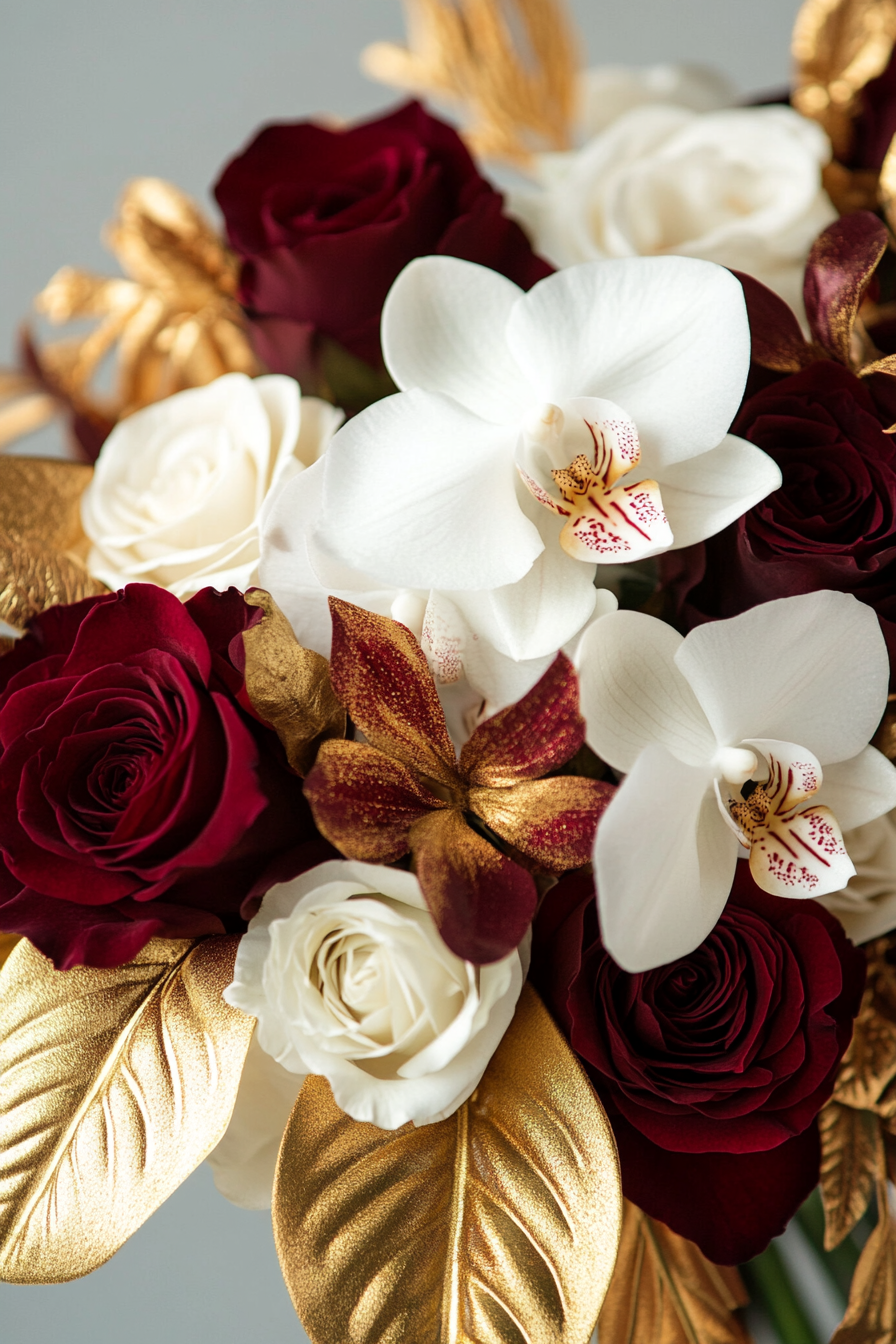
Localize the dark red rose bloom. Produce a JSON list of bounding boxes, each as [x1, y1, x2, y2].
[[531, 864, 865, 1264], [0, 585, 327, 970], [214, 100, 552, 374], [661, 361, 896, 681]]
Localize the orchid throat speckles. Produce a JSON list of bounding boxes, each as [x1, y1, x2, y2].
[[516, 398, 673, 563]]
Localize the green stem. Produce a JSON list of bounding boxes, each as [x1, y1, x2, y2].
[[741, 1242, 819, 1344]]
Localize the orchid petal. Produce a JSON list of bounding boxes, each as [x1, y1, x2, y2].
[[505, 257, 750, 465], [748, 805, 855, 899], [408, 808, 537, 964], [595, 744, 739, 972], [745, 739, 825, 811], [459, 652, 584, 786], [817, 747, 896, 832], [317, 389, 538, 590], [656, 433, 782, 550], [382, 257, 529, 422], [675, 591, 890, 764], [560, 477, 672, 562], [576, 610, 716, 772], [448, 494, 598, 663]]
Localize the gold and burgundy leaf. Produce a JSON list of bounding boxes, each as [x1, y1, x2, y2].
[[830, 1174, 896, 1343], [328, 598, 460, 789], [819, 1101, 881, 1249], [598, 1199, 750, 1344], [241, 589, 345, 776], [408, 808, 538, 964], [458, 652, 585, 788], [304, 739, 444, 864], [733, 270, 819, 373], [470, 776, 614, 873], [804, 212, 889, 367]]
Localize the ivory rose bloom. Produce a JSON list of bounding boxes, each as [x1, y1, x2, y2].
[[82, 372, 342, 597], [509, 105, 836, 317], [223, 860, 527, 1130], [820, 811, 896, 945]]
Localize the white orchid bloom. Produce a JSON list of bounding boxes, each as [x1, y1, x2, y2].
[[307, 255, 780, 678], [577, 590, 896, 973]]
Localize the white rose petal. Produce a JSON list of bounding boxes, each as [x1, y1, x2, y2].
[[82, 371, 342, 598], [820, 811, 896, 945], [509, 104, 836, 319], [577, 62, 737, 138], [223, 860, 527, 1134]]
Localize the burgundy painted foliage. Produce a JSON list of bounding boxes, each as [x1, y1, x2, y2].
[[531, 865, 865, 1263], [0, 585, 326, 969], [214, 100, 552, 376]]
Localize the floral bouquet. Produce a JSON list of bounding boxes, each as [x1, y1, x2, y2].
[[4, 1, 896, 1340]]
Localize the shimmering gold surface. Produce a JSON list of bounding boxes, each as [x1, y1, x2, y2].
[[0, 372, 55, 452], [598, 1200, 750, 1344], [0, 937, 19, 972], [0, 936, 254, 1283], [792, 0, 896, 162], [820, 1102, 880, 1248], [242, 590, 345, 776], [362, 0, 578, 163], [1, 178, 258, 453], [830, 1171, 896, 1343], [273, 984, 622, 1343]]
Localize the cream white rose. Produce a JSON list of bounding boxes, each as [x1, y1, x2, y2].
[[223, 860, 527, 1133], [820, 812, 896, 945], [509, 104, 836, 318], [578, 62, 737, 138], [81, 371, 342, 597]]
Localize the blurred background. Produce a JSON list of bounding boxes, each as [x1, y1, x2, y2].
[[0, 1, 804, 1341]]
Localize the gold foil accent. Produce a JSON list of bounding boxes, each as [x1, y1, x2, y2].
[[820, 1102, 881, 1248], [273, 983, 622, 1343], [242, 590, 346, 776], [0, 937, 19, 973], [5, 178, 258, 453], [598, 1200, 750, 1344], [0, 372, 55, 452], [830, 1170, 896, 1343], [0, 456, 105, 630], [792, 0, 896, 162], [362, 0, 579, 164], [0, 935, 254, 1283]]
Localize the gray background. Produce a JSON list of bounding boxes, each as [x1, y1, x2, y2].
[[0, 1, 801, 1340]]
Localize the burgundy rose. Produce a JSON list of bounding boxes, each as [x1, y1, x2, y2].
[[661, 361, 896, 680], [214, 101, 552, 377], [0, 585, 326, 970], [531, 863, 865, 1263]]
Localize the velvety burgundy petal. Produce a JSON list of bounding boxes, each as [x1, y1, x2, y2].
[[460, 653, 585, 787], [471, 777, 614, 872], [612, 1112, 821, 1265], [63, 586, 212, 686], [804, 213, 888, 366], [732, 270, 816, 373], [304, 738, 441, 863], [185, 586, 263, 697], [328, 598, 460, 788], [0, 594, 116, 694], [0, 885, 224, 971], [409, 808, 537, 964]]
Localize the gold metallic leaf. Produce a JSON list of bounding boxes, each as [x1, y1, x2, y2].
[[273, 983, 622, 1344], [362, 0, 579, 164], [0, 935, 255, 1283], [820, 1101, 881, 1248], [834, 986, 896, 1112], [831, 1175, 896, 1343], [598, 1200, 750, 1344], [0, 535, 107, 631], [0, 937, 19, 973], [242, 589, 345, 776], [792, 0, 896, 162], [0, 456, 93, 550]]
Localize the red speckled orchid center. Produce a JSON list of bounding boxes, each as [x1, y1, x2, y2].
[[516, 397, 673, 562]]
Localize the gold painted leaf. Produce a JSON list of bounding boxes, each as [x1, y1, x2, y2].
[[792, 0, 896, 160], [0, 456, 93, 549], [834, 991, 896, 1112], [0, 535, 107, 631], [272, 983, 622, 1344], [242, 589, 345, 776], [820, 1101, 881, 1248], [831, 1177, 896, 1343], [598, 1200, 750, 1344], [0, 936, 19, 973], [0, 935, 255, 1283]]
